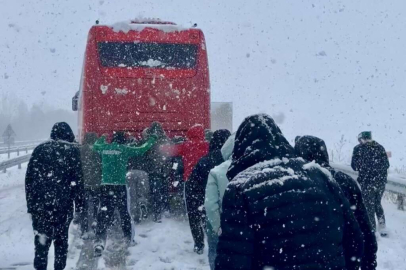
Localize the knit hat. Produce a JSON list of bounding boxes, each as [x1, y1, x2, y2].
[[358, 131, 372, 141]]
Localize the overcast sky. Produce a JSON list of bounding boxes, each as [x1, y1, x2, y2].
[[1, 0, 405, 167]]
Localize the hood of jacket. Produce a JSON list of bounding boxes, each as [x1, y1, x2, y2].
[[83, 132, 98, 145], [50, 122, 75, 143], [186, 124, 205, 141], [209, 129, 231, 152], [221, 133, 235, 161], [227, 114, 295, 180], [294, 135, 330, 167]]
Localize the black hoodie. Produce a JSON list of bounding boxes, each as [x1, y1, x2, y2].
[[215, 114, 363, 270], [186, 129, 231, 209], [295, 135, 377, 270], [25, 122, 84, 222]]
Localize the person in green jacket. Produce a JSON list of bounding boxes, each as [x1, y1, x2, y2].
[[204, 133, 235, 270], [93, 131, 157, 257]]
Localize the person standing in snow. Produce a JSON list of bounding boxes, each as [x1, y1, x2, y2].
[[80, 132, 102, 239], [143, 122, 172, 223], [186, 129, 231, 254], [351, 131, 390, 236], [160, 124, 209, 183], [25, 122, 84, 270], [295, 135, 377, 270], [93, 131, 157, 256], [215, 114, 364, 270], [204, 133, 235, 269]]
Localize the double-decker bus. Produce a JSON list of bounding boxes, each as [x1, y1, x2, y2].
[[72, 20, 210, 142]]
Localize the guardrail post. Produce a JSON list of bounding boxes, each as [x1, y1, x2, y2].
[[17, 149, 20, 156], [18, 163, 21, 169], [26, 148, 28, 154], [397, 194, 404, 210], [8, 149, 10, 159]]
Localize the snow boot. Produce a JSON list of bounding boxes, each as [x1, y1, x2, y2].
[[140, 204, 148, 220], [94, 244, 104, 257], [194, 246, 204, 255], [378, 222, 389, 237]]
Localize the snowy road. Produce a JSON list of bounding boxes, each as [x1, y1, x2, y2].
[[0, 166, 405, 270]]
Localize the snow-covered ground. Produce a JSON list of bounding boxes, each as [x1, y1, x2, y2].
[[0, 165, 405, 270]]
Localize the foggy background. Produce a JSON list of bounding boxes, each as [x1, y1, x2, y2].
[[0, 0, 405, 169]]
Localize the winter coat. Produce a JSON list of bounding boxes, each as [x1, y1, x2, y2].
[[295, 135, 377, 270], [93, 135, 156, 185], [25, 122, 84, 221], [143, 122, 172, 178], [160, 125, 209, 181], [80, 132, 102, 188], [205, 133, 235, 235], [215, 114, 363, 270], [351, 141, 390, 187], [186, 129, 231, 210]]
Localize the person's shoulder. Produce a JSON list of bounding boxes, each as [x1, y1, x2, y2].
[[353, 144, 362, 151], [373, 141, 386, 151], [230, 157, 306, 190], [331, 169, 358, 188], [32, 140, 55, 154]]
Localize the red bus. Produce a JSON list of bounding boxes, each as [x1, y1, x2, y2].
[[72, 20, 210, 142]]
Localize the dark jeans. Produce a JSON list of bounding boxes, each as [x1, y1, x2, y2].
[[206, 223, 219, 270], [81, 187, 100, 234], [31, 214, 72, 270], [149, 174, 166, 220], [95, 185, 132, 245], [360, 182, 386, 232], [186, 197, 206, 249]]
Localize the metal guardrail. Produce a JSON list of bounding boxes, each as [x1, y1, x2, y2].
[[0, 139, 45, 147], [332, 163, 406, 210], [331, 163, 406, 196], [0, 144, 37, 156], [0, 154, 31, 173]]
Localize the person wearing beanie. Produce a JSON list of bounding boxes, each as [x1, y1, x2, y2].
[[351, 131, 390, 236]]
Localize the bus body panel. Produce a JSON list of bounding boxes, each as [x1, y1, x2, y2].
[[77, 25, 210, 142]]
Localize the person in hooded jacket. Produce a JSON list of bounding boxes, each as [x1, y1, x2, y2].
[[80, 132, 102, 238], [186, 129, 231, 254], [160, 124, 209, 183], [215, 114, 364, 270], [295, 135, 377, 270], [143, 122, 172, 222], [93, 131, 157, 256], [205, 133, 235, 270], [25, 122, 84, 270], [351, 131, 390, 236]]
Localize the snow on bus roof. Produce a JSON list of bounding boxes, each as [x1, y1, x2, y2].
[[109, 20, 191, 34]]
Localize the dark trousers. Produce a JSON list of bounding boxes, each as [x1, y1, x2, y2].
[[206, 223, 219, 270], [81, 187, 100, 233], [149, 175, 166, 220], [360, 182, 386, 232], [95, 185, 132, 245], [186, 197, 206, 249], [32, 214, 72, 270]]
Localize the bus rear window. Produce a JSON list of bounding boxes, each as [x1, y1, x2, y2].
[[98, 42, 198, 69]]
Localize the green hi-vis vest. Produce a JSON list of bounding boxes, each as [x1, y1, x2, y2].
[[93, 136, 156, 185]]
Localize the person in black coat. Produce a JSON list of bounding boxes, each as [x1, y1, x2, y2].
[[186, 129, 231, 254], [215, 114, 364, 270], [143, 122, 172, 222], [351, 131, 390, 235], [25, 122, 84, 270], [295, 135, 377, 270]]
